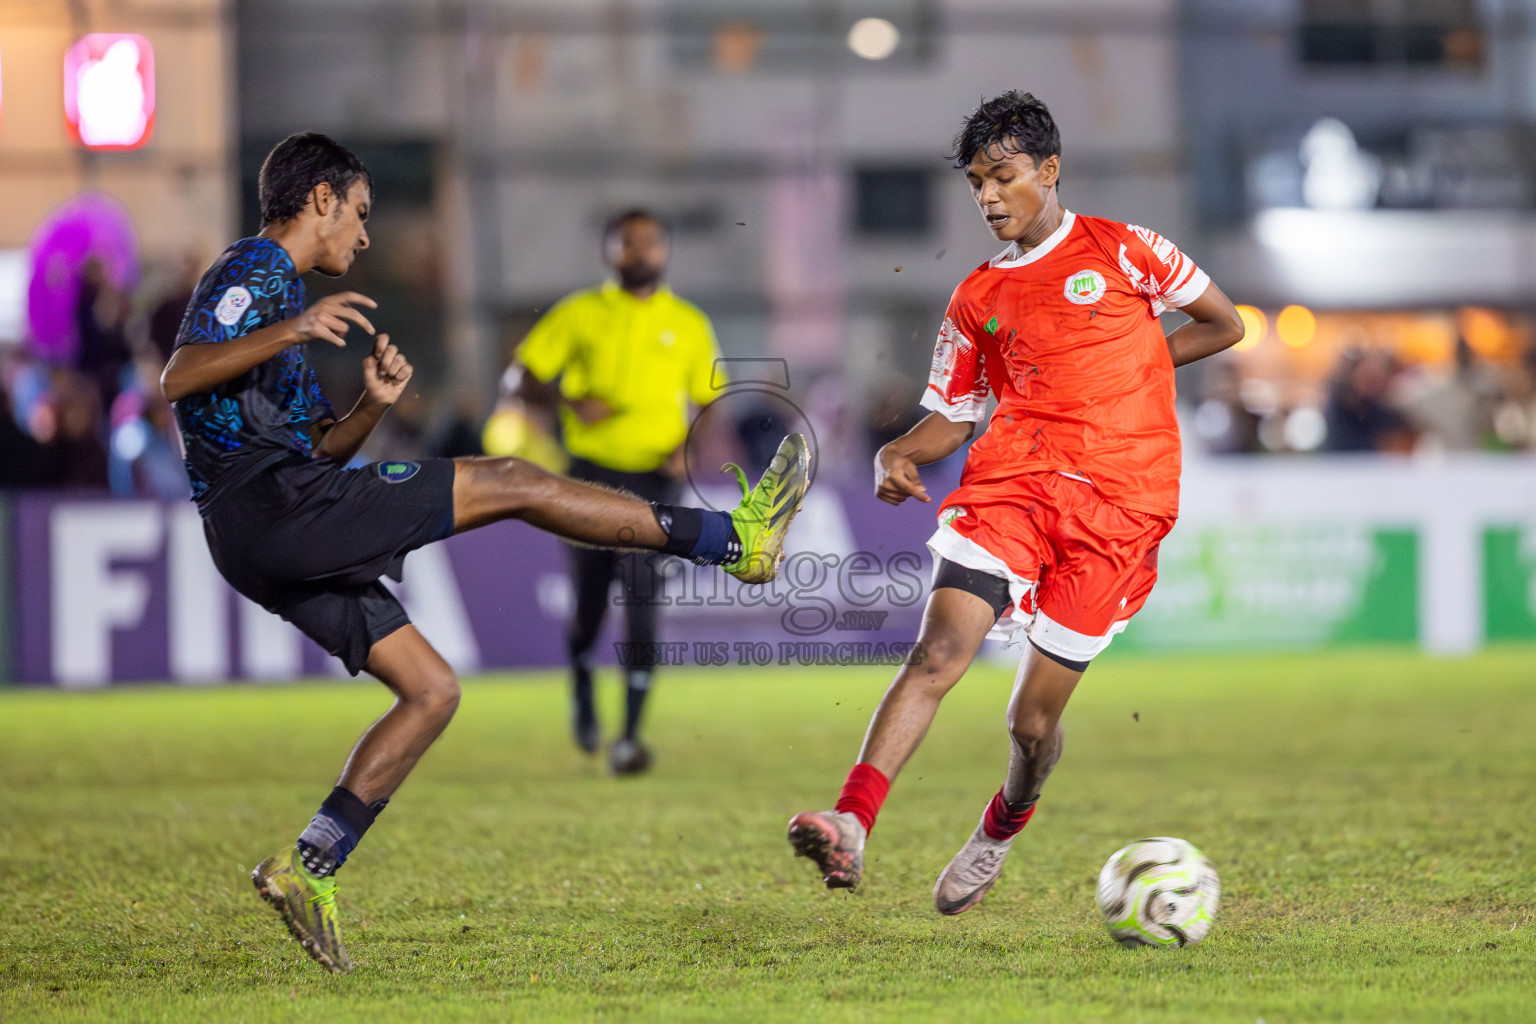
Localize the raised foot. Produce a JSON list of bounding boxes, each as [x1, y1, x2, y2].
[[724, 433, 812, 585], [787, 809, 866, 890]]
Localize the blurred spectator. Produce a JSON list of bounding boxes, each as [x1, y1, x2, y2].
[[143, 252, 201, 363], [74, 257, 133, 411], [424, 388, 483, 459], [42, 368, 110, 489], [0, 383, 53, 487], [107, 380, 189, 500], [1398, 337, 1501, 450], [1189, 360, 1262, 454], [1323, 348, 1416, 453]]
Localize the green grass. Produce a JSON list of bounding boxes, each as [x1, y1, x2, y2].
[[2, 649, 1534, 1022]]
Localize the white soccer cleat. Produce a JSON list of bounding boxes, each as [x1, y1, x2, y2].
[[932, 821, 1014, 916]]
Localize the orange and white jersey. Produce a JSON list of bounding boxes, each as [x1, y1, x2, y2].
[[922, 210, 1209, 518]]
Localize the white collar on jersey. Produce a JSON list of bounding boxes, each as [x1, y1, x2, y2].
[[989, 209, 1077, 269]]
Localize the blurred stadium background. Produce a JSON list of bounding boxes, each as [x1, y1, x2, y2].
[[1, 0, 1535, 687]]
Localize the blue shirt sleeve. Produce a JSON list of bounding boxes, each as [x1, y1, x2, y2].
[[176, 242, 292, 348]]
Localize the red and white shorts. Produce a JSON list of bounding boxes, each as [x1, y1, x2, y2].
[[926, 472, 1174, 663]]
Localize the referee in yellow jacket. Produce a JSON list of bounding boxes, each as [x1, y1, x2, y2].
[[509, 209, 722, 774]]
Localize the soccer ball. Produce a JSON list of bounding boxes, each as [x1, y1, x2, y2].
[[1094, 836, 1220, 948]]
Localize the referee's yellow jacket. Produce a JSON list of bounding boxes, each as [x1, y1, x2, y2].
[[515, 281, 722, 473]]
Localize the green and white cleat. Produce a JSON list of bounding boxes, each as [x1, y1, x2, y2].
[[721, 433, 811, 584], [251, 847, 353, 974]]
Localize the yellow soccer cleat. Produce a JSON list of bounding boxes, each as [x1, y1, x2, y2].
[[721, 433, 811, 584], [252, 846, 354, 974]]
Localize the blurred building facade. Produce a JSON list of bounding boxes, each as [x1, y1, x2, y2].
[[1181, 0, 1536, 454], [235, 0, 1192, 459]]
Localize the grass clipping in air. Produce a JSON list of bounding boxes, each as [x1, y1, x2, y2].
[[1, 649, 1533, 1022]]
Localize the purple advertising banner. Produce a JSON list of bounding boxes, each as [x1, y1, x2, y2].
[[13, 478, 949, 687]]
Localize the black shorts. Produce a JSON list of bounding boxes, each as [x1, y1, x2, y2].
[[202, 454, 457, 675]]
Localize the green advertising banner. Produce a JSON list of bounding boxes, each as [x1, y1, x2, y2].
[[1484, 527, 1536, 641], [1115, 525, 1418, 652]]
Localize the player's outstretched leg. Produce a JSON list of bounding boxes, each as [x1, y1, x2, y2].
[[452, 434, 810, 584], [253, 626, 460, 973], [788, 587, 997, 890], [932, 644, 1082, 915]]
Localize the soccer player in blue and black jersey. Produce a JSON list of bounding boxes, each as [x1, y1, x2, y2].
[[163, 132, 811, 974]]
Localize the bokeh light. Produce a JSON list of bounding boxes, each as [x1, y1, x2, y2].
[[847, 18, 900, 60], [1276, 304, 1317, 348], [1234, 305, 1267, 351]]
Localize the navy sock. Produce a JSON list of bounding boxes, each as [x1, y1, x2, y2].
[[623, 669, 652, 740], [652, 505, 741, 565], [295, 786, 386, 877]]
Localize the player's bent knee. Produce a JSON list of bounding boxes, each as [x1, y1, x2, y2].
[[1008, 708, 1061, 748], [412, 666, 461, 720], [910, 633, 975, 684]]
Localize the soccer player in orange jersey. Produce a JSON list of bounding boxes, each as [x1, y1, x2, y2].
[[786, 91, 1245, 913]]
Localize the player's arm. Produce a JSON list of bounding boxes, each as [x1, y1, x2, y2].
[[508, 299, 613, 425], [312, 334, 412, 464], [875, 412, 975, 506], [1164, 281, 1244, 368], [505, 364, 614, 427], [160, 292, 378, 403]]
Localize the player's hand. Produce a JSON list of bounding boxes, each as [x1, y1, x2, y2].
[[292, 292, 377, 348], [568, 396, 615, 425], [875, 445, 930, 505], [362, 334, 412, 407]]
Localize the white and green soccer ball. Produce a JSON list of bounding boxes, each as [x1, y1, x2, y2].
[[1094, 837, 1220, 948]]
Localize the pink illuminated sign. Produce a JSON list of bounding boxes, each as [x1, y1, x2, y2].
[[63, 34, 155, 150]]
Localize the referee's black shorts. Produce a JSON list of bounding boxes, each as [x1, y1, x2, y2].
[[202, 453, 457, 675]]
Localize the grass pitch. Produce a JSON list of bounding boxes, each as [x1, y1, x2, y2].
[[2, 649, 1534, 1022]]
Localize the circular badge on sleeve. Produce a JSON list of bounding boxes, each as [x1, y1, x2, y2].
[[1063, 269, 1106, 305], [214, 286, 253, 325]]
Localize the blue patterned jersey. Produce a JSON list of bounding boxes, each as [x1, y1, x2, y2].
[[173, 237, 335, 504]]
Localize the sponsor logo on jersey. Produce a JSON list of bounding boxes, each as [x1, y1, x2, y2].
[[939, 505, 967, 527], [214, 286, 253, 326], [1063, 269, 1106, 305], [377, 461, 421, 483]]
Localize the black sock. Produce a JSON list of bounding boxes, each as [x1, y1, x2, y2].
[[572, 659, 595, 725], [623, 669, 652, 740], [652, 504, 741, 565]]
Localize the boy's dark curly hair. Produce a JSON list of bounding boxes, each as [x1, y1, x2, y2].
[[950, 91, 1061, 175]]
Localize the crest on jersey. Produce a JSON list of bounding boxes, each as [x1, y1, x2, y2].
[[377, 461, 421, 483], [939, 505, 967, 527], [214, 286, 253, 326], [1063, 270, 1106, 305]]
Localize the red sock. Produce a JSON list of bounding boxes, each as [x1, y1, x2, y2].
[[834, 763, 890, 834], [981, 789, 1037, 841]]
